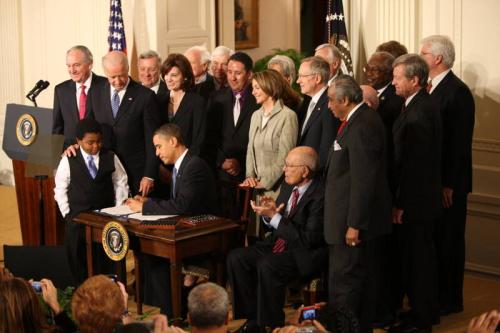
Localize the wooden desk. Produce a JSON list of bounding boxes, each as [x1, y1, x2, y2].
[[73, 212, 241, 317]]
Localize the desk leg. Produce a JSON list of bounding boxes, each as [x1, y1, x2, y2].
[[170, 261, 182, 318], [134, 253, 142, 315], [85, 226, 93, 277]]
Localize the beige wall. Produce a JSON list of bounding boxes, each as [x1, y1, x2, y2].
[[349, 0, 500, 275], [240, 0, 301, 62]]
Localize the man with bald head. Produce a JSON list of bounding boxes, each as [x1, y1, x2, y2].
[[227, 146, 327, 332], [91, 51, 161, 195], [53, 45, 107, 149]]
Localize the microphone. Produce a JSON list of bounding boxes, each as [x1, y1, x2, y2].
[[31, 81, 50, 99], [26, 80, 44, 100]]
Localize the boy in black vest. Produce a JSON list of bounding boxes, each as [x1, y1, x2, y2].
[[54, 118, 129, 283]]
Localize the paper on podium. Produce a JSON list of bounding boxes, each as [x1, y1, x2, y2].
[[128, 213, 178, 221], [100, 205, 134, 216]]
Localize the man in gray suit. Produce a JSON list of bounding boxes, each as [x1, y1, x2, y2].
[[324, 75, 392, 333]]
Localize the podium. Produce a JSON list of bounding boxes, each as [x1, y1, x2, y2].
[[2, 104, 64, 246]]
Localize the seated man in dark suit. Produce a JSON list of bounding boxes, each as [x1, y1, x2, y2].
[[126, 123, 217, 315], [227, 146, 327, 332], [127, 123, 217, 215]]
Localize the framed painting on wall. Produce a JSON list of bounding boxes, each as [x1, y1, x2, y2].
[[235, 0, 259, 49]]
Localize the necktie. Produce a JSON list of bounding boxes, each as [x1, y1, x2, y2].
[[87, 155, 97, 179], [337, 120, 348, 135], [301, 101, 316, 135], [112, 90, 120, 118], [79, 84, 87, 120], [426, 81, 433, 93], [272, 188, 300, 253], [233, 94, 241, 126], [171, 167, 177, 199]]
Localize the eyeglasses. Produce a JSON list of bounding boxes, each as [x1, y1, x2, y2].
[[284, 162, 307, 169], [297, 73, 317, 79], [362, 65, 383, 74]]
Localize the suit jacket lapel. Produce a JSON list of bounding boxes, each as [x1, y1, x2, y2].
[[171, 92, 190, 122], [175, 152, 192, 198], [234, 87, 255, 130], [287, 180, 318, 218], [301, 90, 328, 137], [114, 78, 136, 123]]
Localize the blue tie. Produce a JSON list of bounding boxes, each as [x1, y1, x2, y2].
[[112, 90, 120, 118], [87, 155, 97, 179], [171, 167, 177, 199]]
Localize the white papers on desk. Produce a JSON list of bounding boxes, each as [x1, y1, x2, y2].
[[100, 205, 134, 216], [128, 213, 178, 221]]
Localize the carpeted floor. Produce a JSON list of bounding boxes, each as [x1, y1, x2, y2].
[[1, 185, 499, 332]]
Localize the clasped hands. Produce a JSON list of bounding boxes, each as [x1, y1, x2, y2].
[[250, 196, 285, 219]]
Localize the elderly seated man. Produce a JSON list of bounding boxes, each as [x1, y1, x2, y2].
[[227, 146, 328, 333]]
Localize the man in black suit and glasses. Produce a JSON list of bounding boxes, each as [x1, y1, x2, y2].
[[391, 54, 442, 332], [420, 35, 475, 316], [324, 75, 392, 333], [227, 146, 327, 333]]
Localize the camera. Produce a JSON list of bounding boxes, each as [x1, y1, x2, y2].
[[107, 274, 118, 283], [301, 306, 316, 320], [32, 281, 42, 293]]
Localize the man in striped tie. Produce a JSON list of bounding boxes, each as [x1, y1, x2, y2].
[[227, 146, 327, 333]]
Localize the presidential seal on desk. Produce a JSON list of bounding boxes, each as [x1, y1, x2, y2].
[[16, 114, 37, 146], [102, 221, 129, 261]]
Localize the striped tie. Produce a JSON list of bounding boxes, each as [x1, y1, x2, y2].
[[272, 188, 299, 253]]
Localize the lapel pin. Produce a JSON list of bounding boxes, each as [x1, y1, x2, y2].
[[128, 97, 133, 101]]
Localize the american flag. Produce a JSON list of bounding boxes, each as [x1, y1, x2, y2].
[[326, 0, 353, 76], [108, 0, 127, 53]]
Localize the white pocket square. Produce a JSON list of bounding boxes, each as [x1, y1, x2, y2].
[[334, 140, 342, 151]]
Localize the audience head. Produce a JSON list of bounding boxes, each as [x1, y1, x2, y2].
[[210, 46, 235, 86], [66, 45, 94, 84], [328, 74, 363, 121], [184, 45, 211, 83], [420, 35, 455, 77], [76, 119, 103, 155], [376, 40, 408, 59], [0, 277, 49, 333], [138, 50, 161, 88], [283, 146, 319, 185], [315, 43, 342, 78], [187, 282, 229, 331], [360, 84, 380, 110], [267, 55, 297, 85], [102, 51, 130, 92], [72, 275, 126, 333], [161, 53, 195, 92], [364, 51, 395, 89], [153, 123, 186, 165], [392, 54, 429, 98], [227, 52, 253, 92], [297, 56, 330, 97]]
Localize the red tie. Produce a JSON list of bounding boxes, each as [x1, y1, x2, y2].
[[272, 188, 300, 253], [337, 120, 348, 135], [79, 84, 87, 120], [426, 81, 433, 93]]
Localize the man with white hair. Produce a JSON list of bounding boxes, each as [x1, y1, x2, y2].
[[420, 35, 475, 316], [314, 43, 342, 86], [210, 45, 234, 91], [185, 45, 215, 100]]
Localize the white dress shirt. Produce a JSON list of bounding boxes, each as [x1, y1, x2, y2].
[[149, 79, 161, 94], [301, 86, 327, 135], [267, 180, 313, 229], [54, 148, 129, 217], [429, 69, 451, 94], [109, 78, 130, 106]]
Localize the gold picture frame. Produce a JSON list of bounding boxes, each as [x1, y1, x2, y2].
[[235, 0, 259, 49]]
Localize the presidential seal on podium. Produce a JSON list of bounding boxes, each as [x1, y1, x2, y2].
[[102, 221, 129, 261]]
